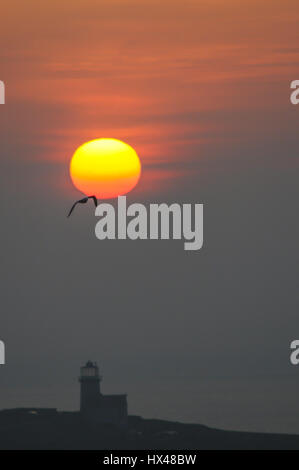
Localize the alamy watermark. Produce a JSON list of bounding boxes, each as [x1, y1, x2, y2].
[[290, 80, 299, 105], [95, 196, 203, 251], [0, 341, 5, 364], [0, 80, 5, 104], [290, 340, 299, 365]]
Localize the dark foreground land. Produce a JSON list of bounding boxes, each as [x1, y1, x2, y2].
[[0, 408, 298, 450]]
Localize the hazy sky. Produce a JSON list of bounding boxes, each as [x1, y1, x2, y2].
[[0, 0, 299, 434]]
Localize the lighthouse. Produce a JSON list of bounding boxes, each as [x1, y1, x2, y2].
[[79, 361, 128, 427], [79, 360, 101, 412]]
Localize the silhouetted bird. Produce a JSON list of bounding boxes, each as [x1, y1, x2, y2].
[[67, 196, 98, 217]]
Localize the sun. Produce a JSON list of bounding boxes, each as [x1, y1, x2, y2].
[[70, 138, 141, 199]]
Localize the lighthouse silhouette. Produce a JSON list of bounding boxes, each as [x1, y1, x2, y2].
[[79, 361, 128, 427]]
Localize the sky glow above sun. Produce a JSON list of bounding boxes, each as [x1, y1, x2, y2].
[[69, 138, 141, 199]]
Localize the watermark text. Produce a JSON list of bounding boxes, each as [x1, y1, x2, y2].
[[95, 196, 203, 251], [0, 81, 5, 104], [290, 80, 299, 105], [0, 341, 5, 364]]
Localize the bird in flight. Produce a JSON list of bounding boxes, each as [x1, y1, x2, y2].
[[67, 195, 98, 217]]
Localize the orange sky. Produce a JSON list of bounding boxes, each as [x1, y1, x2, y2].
[[0, 0, 298, 196]]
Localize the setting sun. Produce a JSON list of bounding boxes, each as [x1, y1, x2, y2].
[[70, 138, 141, 199]]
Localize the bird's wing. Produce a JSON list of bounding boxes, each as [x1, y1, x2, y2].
[[67, 197, 87, 217], [67, 201, 80, 217], [89, 196, 98, 207]]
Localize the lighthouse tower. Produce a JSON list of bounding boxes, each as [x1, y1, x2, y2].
[[78, 360, 128, 427], [79, 360, 101, 413]]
